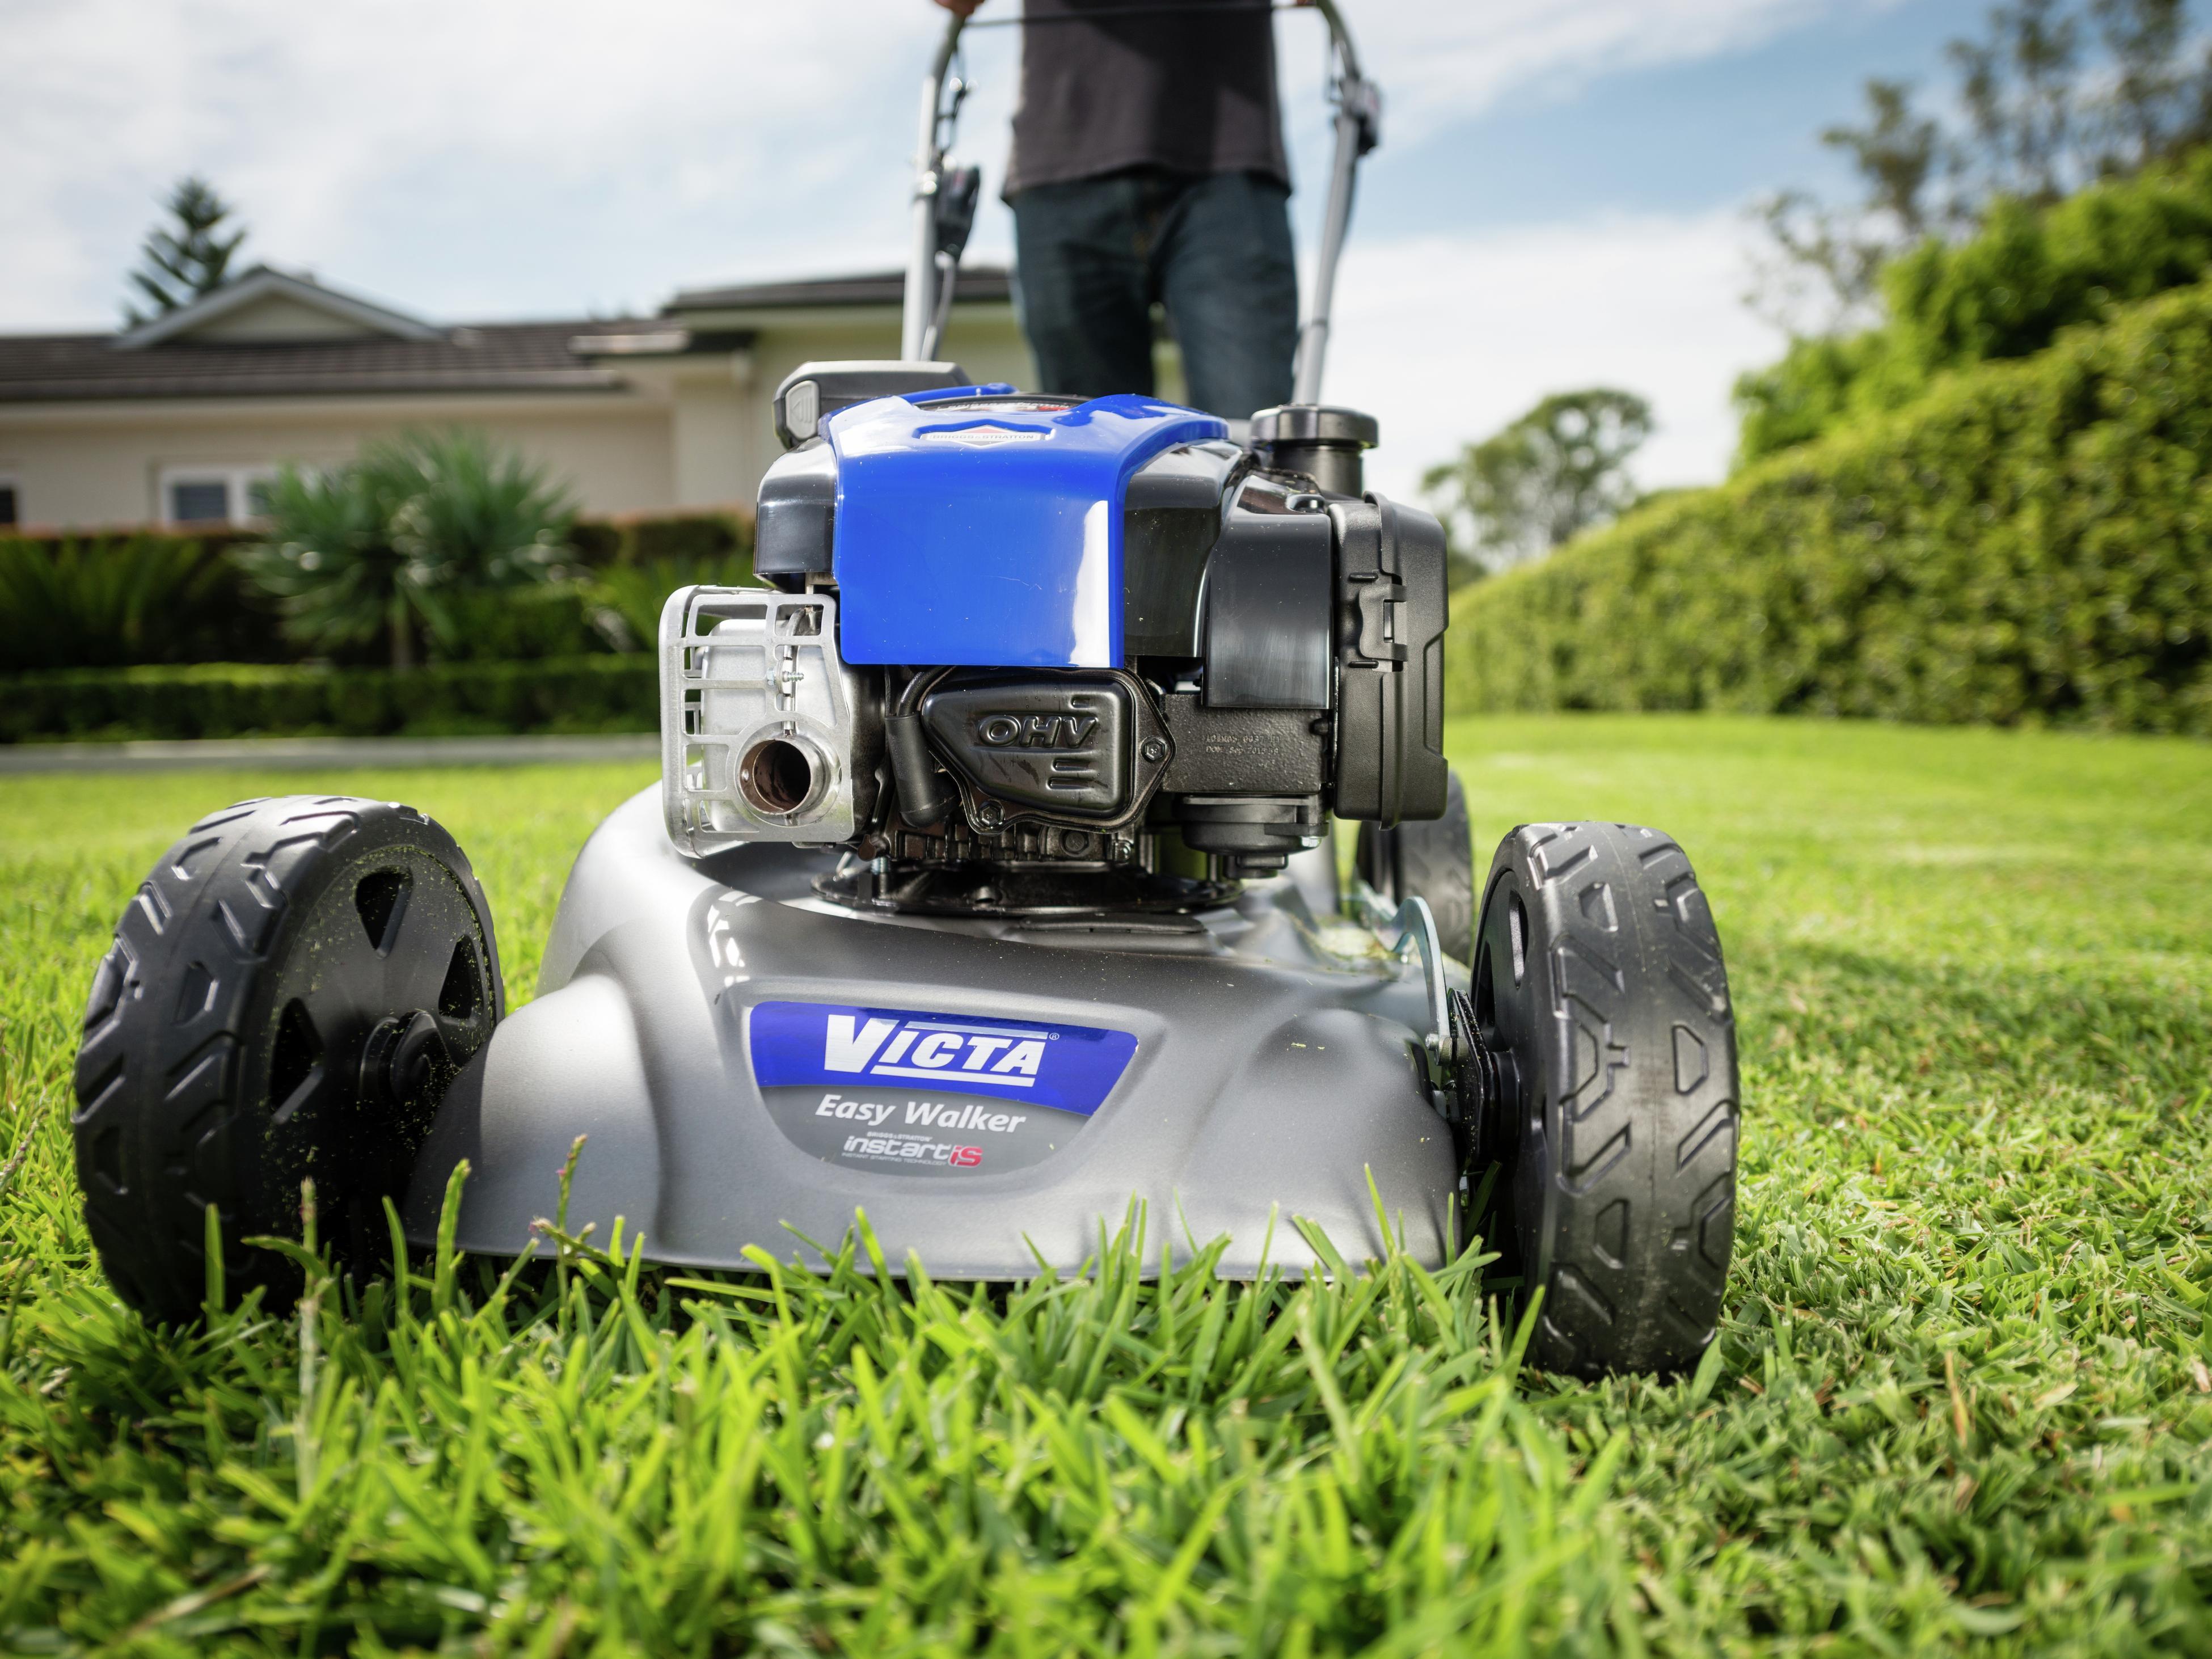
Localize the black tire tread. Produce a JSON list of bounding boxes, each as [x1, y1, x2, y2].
[[70, 795, 499, 1323], [1487, 821, 1738, 1376]]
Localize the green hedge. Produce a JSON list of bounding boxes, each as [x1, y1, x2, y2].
[[0, 657, 656, 744], [1449, 278, 2212, 734], [1736, 147, 2212, 465]]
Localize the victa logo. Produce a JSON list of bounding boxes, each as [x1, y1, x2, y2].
[[825, 1014, 1049, 1088], [750, 999, 1135, 1121], [974, 712, 1099, 750]]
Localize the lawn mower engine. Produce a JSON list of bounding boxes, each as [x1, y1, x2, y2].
[[66, 384, 1742, 1382], [667, 366, 1448, 920]]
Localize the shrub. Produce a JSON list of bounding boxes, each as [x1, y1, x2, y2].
[[0, 510, 752, 670], [0, 535, 280, 673], [1731, 331, 1906, 468], [430, 586, 609, 661], [0, 656, 656, 743], [1451, 277, 2212, 734], [236, 429, 577, 669]]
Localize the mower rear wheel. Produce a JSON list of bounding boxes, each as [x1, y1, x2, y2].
[[1356, 770, 1475, 961], [71, 796, 502, 1323], [1471, 821, 1738, 1376]]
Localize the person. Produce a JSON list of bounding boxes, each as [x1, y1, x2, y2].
[[932, 0, 1299, 421]]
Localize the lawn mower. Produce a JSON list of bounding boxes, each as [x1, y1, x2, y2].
[[69, 1, 1738, 1375]]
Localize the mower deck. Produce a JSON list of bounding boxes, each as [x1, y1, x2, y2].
[[399, 787, 1462, 1277]]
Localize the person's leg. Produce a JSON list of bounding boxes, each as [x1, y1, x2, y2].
[[1010, 174, 1158, 398], [1154, 171, 1299, 420]]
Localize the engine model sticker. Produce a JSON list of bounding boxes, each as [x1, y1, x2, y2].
[[747, 1001, 1137, 1176]]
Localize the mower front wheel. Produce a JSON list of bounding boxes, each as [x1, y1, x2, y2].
[[71, 795, 503, 1323], [1468, 821, 1738, 1377]]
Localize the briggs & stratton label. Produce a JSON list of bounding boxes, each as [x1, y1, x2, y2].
[[746, 1001, 1137, 1176]]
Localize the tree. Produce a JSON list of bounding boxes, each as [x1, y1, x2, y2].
[[1421, 390, 1653, 579], [1748, 81, 1947, 332], [1749, 0, 2212, 332], [1949, 0, 2085, 206], [237, 430, 577, 669], [125, 177, 248, 324], [2085, 0, 2212, 167]]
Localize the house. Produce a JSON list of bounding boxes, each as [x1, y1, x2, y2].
[[0, 264, 1035, 531]]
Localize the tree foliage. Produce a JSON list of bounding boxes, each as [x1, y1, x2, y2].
[[124, 177, 248, 325], [237, 430, 576, 670], [1420, 389, 1653, 579], [1749, 0, 2212, 334], [1750, 81, 1947, 331]]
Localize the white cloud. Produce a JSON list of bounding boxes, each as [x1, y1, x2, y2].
[[1324, 211, 1785, 501], [1, 0, 1895, 327], [0, 0, 951, 326], [1312, 0, 1897, 141]]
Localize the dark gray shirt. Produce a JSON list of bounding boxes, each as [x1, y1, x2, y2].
[[1003, 0, 1289, 197]]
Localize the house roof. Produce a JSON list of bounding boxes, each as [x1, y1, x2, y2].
[[0, 317, 691, 404], [0, 263, 1010, 405], [116, 264, 447, 349], [668, 265, 1014, 313]]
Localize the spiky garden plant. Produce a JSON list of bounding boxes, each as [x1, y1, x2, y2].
[[237, 430, 576, 670], [0, 536, 230, 673]]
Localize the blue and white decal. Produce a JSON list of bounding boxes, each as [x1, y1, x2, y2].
[[747, 1001, 1137, 1176]]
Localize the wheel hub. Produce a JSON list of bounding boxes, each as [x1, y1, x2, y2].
[[361, 1009, 454, 1111]]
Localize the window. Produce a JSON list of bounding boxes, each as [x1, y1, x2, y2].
[[0, 476, 17, 527], [168, 479, 231, 523], [159, 465, 281, 527]]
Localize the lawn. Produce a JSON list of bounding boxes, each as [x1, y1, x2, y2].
[[2, 715, 2209, 1655]]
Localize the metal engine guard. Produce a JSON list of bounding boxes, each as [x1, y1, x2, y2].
[[401, 787, 1463, 1276]]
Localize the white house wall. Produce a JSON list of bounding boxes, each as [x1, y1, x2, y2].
[[0, 305, 1036, 532], [666, 308, 1036, 509], [0, 394, 674, 530]]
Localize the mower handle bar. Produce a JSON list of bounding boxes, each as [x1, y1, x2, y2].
[[901, 0, 1377, 399], [902, 18, 970, 361]]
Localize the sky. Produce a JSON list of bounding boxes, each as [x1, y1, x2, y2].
[[0, 0, 1994, 500]]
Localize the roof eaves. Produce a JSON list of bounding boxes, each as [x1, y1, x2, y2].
[[0, 369, 631, 403]]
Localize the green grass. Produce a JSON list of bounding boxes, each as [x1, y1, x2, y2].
[[2, 717, 2210, 1654]]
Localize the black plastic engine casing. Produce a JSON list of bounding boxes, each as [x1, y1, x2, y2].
[[1158, 698, 1325, 796], [1329, 496, 1449, 825], [1202, 482, 1335, 711], [754, 440, 837, 579]]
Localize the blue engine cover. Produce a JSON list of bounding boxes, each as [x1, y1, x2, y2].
[[825, 391, 1229, 668]]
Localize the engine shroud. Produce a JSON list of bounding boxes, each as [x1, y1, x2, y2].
[[668, 369, 1451, 917]]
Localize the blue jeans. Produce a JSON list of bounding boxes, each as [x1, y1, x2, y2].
[[1010, 168, 1298, 420]]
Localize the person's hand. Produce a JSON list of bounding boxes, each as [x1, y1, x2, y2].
[[932, 0, 984, 15]]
